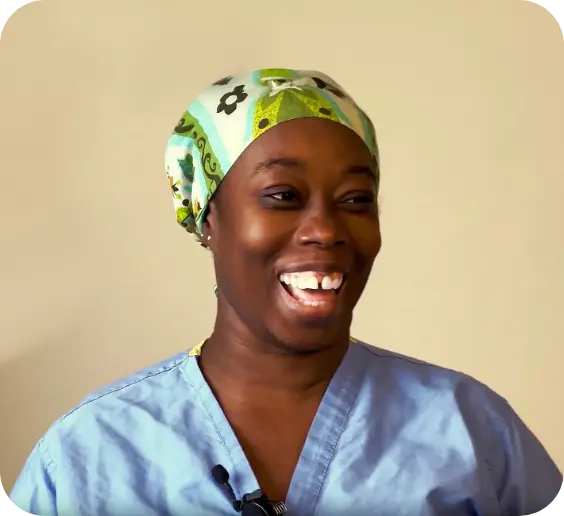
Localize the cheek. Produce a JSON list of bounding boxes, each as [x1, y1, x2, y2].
[[231, 206, 289, 256], [349, 217, 381, 251], [366, 228, 382, 257], [349, 222, 382, 277], [241, 216, 274, 251], [216, 207, 286, 305]]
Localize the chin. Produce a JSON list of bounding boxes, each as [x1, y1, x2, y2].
[[268, 316, 352, 355]]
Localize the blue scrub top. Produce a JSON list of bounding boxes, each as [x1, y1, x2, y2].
[[10, 339, 562, 515]]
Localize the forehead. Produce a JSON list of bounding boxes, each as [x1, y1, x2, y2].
[[237, 118, 375, 168]]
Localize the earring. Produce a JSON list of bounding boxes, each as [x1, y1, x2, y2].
[[207, 236, 211, 241], [213, 285, 218, 297]]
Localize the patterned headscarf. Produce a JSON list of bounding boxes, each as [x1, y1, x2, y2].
[[164, 68, 379, 242]]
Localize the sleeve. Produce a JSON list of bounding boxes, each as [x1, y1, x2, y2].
[[493, 400, 562, 516], [9, 439, 57, 516]]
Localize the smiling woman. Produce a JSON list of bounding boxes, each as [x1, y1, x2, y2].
[[204, 115, 380, 354], [9, 69, 562, 516]]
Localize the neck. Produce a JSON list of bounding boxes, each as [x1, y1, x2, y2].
[[199, 312, 351, 405]]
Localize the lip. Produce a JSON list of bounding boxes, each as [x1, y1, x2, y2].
[[277, 280, 343, 320], [275, 264, 348, 321]]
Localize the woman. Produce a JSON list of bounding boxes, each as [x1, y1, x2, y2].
[[10, 68, 562, 515]]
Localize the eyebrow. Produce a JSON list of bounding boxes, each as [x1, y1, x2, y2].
[[253, 157, 376, 181]]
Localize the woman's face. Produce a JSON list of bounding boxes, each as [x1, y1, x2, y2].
[[206, 118, 382, 353]]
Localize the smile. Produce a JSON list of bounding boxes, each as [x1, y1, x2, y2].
[[278, 271, 345, 308]]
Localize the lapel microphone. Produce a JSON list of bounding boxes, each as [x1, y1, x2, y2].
[[211, 464, 288, 515]]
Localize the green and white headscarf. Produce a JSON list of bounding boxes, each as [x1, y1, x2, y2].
[[164, 68, 379, 242]]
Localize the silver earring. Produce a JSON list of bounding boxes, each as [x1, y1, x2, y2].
[[207, 236, 211, 241], [213, 285, 218, 297]]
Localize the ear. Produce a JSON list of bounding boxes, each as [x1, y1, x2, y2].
[[201, 201, 218, 252]]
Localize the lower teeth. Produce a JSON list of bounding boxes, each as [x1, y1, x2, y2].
[[280, 282, 330, 307]]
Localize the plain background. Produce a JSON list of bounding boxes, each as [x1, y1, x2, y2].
[[1, 0, 562, 495]]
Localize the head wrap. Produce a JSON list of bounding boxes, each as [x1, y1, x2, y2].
[[164, 68, 379, 242]]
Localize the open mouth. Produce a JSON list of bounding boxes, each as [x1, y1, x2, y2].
[[278, 271, 345, 308]]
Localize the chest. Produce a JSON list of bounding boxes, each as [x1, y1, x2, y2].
[[223, 403, 319, 503], [83, 417, 494, 516]]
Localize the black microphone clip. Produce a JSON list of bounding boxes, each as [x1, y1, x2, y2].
[[241, 489, 287, 516], [211, 464, 287, 515], [211, 464, 243, 512]]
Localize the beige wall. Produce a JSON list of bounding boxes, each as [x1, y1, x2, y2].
[[1, 0, 562, 494]]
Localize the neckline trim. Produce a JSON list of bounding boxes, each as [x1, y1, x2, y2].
[[188, 337, 360, 357]]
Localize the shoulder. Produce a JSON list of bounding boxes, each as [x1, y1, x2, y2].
[[11, 350, 213, 513], [354, 340, 516, 432], [40, 350, 197, 450], [351, 338, 562, 512], [355, 341, 563, 476], [72, 350, 191, 410], [353, 336, 471, 376], [77, 351, 192, 406]]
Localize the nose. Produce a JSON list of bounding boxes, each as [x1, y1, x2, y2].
[[295, 201, 346, 249]]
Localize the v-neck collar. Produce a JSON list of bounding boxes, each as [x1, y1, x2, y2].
[[182, 340, 368, 516]]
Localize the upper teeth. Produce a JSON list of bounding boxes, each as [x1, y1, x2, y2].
[[279, 272, 343, 290]]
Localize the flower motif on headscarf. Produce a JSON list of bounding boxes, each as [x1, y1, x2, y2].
[[217, 85, 248, 115]]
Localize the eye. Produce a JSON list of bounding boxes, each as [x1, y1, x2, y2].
[[259, 187, 303, 209], [345, 195, 374, 204], [340, 192, 376, 212], [269, 191, 298, 202]]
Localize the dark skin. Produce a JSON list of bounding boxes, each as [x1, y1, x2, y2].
[[200, 117, 382, 502]]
